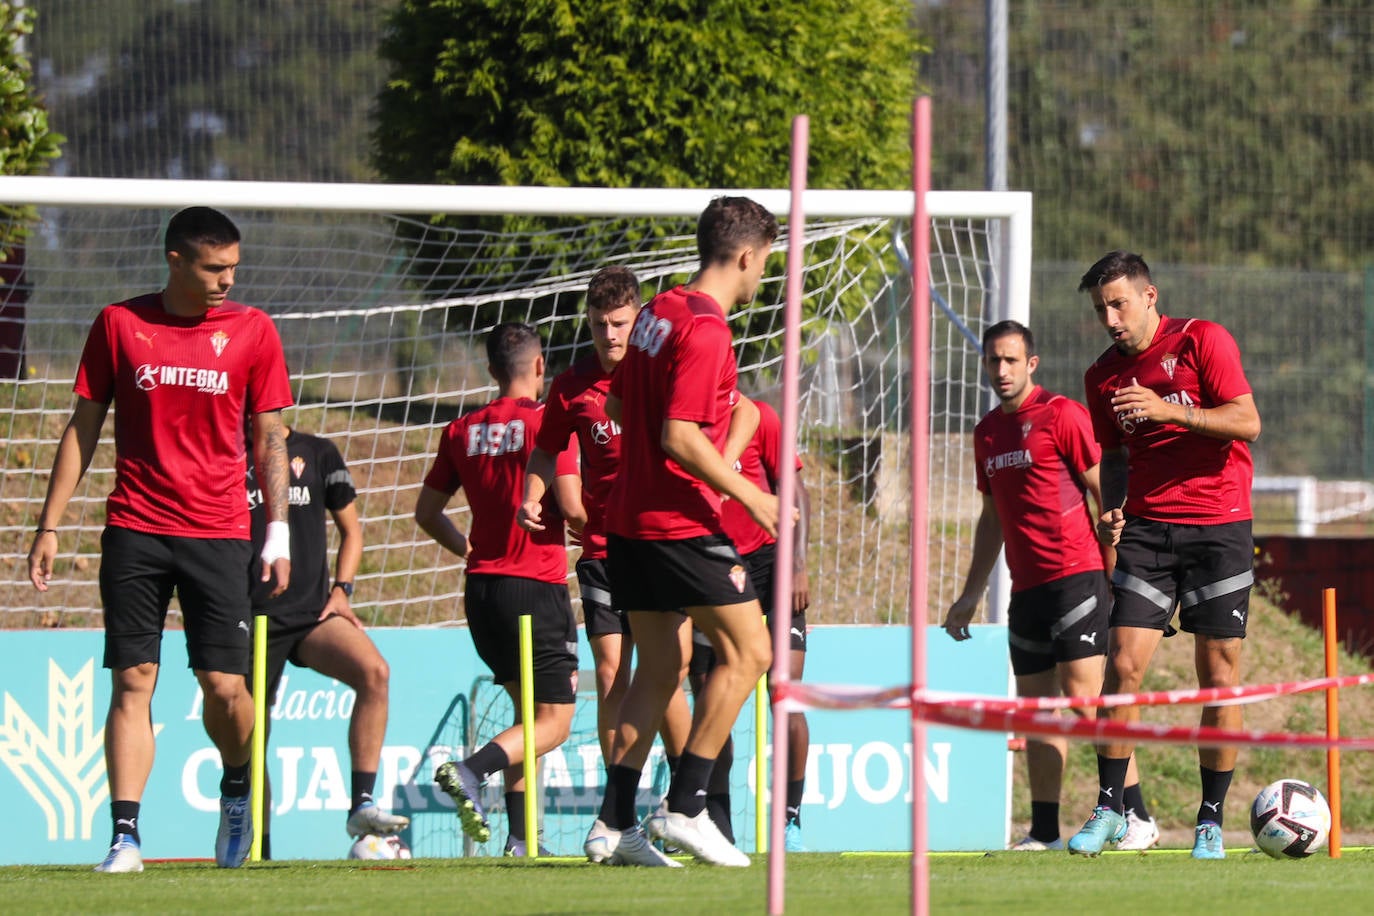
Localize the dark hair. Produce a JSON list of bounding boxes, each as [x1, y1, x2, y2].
[[1078, 250, 1152, 292], [486, 322, 542, 384], [586, 266, 641, 312], [165, 206, 241, 257], [981, 319, 1035, 357], [697, 196, 779, 266]]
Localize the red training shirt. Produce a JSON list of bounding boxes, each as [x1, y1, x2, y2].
[[536, 354, 618, 561], [973, 386, 1103, 591], [75, 292, 293, 539], [721, 401, 803, 556], [606, 286, 739, 540], [423, 396, 577, 583], [1083, 315, 1254, 524]]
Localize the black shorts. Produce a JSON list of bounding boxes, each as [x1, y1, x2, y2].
[[607, 533, 758, 611], [255, 616, 323, 703], [576, 557, 630, 639], [1110, 517, 1253, 639], [1006, 571, 1111, 676], [464, 573, 578, 704], [744, 543, 807, 653], [100, 526, 254, 674]]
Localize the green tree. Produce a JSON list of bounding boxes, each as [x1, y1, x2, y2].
[[0, 1, 62, 244], [375, 0, 924, 192], [372, 0, 926, 366]]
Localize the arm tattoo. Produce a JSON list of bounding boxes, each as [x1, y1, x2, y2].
[[257, 414, 290, 524]]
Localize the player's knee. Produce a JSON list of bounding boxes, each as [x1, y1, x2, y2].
[[199, 673, 251, 716], [358, 655, 390, 697]]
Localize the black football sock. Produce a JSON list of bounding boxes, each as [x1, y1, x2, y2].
[[1094, 755, 1130, 814], [351, 771, 378, 814], [786, 779, 805, 827], [1029, 801, 1060, 842], [599, 764, 643, 830], [464, 743, 510, 782], [111, 800, 141, 846], [666, 751, 715, 819], [505, 791, 526, 842], [220, 762, 251, 799], [1197, 766, 1234, 826], [1123, 782, 1152, 822]]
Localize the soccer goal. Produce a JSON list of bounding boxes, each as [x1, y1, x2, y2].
[[0, 176, 1029, 629]]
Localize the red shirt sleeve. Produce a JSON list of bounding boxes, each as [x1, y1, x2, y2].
[[422, 421, 464, 494], [74, 306, 116, 404], [535, 373, 576, 454], [1055, 398, 1102, 474]]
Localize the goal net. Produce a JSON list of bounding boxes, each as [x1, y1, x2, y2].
[[0, 178, 1030, 630]]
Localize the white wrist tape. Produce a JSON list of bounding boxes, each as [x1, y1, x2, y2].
[[262, 520, 291, 565]]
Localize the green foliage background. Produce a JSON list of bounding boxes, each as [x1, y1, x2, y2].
[[375, 0, 924, 192], [0, 1, 62, 247]]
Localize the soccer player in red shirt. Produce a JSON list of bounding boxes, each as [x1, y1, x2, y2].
[[943, 321, 1155, 852], [1068, 251, 1261, 859], [517, 266, 692, 777], [27, 207, 294, 873], [417, 322, 582, 856], [692, 399, 813, 850], [581, 197, 781, 868]]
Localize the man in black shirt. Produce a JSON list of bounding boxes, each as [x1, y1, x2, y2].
[[248, 426, 407, 856]]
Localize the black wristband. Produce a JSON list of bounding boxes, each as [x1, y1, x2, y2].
[[332, 581, 354, 598], [35, 527, 56, 535]]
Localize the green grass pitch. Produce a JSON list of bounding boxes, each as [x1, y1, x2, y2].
[[7, 849, 1374, 915]]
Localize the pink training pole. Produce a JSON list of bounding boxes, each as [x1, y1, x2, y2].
[[766, 112, 808, 916], [909, 96, 933, 916]]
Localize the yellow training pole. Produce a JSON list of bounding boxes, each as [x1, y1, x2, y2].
[[755, 672, 768, 854], [250, 614, 268, 863], [519, 614, 539, 858]]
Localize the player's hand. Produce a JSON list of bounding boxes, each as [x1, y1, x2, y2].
[[942, 594, 978, 641], [1110, 377, 1166, 426], [28, 530, 56, 592], [263, 557, 291, 598], [742, 489, 781, 539], [516, 500, 545, 532], [320, 592, 364, 629], [792, 566, 811, 613], [1097, 508, 1125, 547]]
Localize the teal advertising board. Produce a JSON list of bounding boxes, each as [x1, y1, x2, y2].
[[0, 625, 1009, 863]]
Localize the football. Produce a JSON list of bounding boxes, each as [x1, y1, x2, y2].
[[1250, 778, 1331, 859], [348, 833, 412, 860]]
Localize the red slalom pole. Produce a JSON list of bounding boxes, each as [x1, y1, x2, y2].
[[1323, 587, 1343, 858]]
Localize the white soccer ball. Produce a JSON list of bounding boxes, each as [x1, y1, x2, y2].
[[348, 833, 413, 860], [1250, 778, 1331, 859]]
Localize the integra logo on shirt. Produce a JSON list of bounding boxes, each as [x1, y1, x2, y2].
[[134, 362, 230, 395], [983, 449, 1033, 477], [247, 483, 313, 509], [467, 419, 526, 456], [590, 418, 620, 446]]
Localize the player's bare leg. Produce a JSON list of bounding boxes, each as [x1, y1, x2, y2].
[[1011, 667, 1066, 849], [589, 632, 632, 762], [197, 669, 254, 768], [782, 646, 810, 851], [196, 668, 255, 866], [1068, 625, 1161, 856], [684, 601, 772, 757], [1193, 634, 1243, 858], [106, 663, 159, 802], [297, 617, 408, 838], [607, 612, 691, 771], [299, 617, 390, 773]]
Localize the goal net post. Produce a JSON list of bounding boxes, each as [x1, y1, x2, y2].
[[0, 177, 1029, 630]]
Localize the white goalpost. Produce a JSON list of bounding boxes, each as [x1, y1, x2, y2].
[[0, 176, 1030, 634]]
